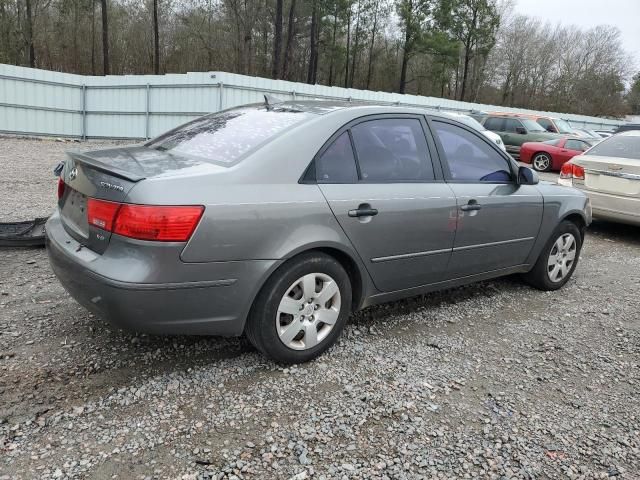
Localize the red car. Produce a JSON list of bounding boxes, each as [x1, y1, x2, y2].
[[520, 137, 597, 172]]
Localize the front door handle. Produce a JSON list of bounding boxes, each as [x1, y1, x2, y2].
[[460, 201, 482, 212], [348, 206, 378, 217]]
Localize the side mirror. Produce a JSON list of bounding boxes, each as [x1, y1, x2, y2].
[[518, 166, 539, 185], [515, 127, 527, 134]]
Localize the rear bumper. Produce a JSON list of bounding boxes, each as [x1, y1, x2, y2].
[[46, 212, 276, 336], [581, 189, 640, 226]]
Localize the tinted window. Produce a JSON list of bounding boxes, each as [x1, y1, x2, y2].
[[585, 135, 640, 160], [484, 117, 504, 131], [537, 118, 555, 132], [504, 118, 524, 133], [316, 132, 358, 183], [565, 139, 589, 151], [351, 118, 434, 182], [433, 121, 513, 182], [147, 107, 309, 166]]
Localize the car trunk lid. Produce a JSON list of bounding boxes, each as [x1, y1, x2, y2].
[[59, 151, 144, 253], [573, 155, 640, 198]]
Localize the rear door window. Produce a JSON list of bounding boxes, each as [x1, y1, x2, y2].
[[350, 118, 435, 182], [315, 132, 359, 183], [147, 107, 309, 166], [432, 121, 513, 182]]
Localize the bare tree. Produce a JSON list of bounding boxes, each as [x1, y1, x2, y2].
[[25, 0, 35, 66], [100, 0, 109, 74], [272, 0, 283, 78], [153, 0, 160, 74], [307, 0, 318, 84], [282, 0, 297, 80]]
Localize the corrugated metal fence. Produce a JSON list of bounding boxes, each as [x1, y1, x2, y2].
[[0, 64, 624, 140]]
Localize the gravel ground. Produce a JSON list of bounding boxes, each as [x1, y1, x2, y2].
[[1, 136, 639, 479]]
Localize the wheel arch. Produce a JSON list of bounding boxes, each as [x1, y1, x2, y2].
[[280, 242, 369, 313], [561, 211, 588, 239], [245, 242, 371, 331]]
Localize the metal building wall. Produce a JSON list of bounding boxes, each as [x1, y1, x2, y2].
[[0, 64, 624, 140]]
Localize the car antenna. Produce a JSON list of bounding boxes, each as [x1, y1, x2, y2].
[[264, 94, 285, 110]]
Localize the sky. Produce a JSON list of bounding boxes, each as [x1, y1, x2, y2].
[[514, 0, 640, 69]]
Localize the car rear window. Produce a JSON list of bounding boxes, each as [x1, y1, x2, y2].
[[147, 107, 310, 166], [585, 135, 640, 160], [543, 139, 562, 146]]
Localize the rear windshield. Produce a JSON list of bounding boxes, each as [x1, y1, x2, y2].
[[147, 106, 310, 165], [543, 139, 562, 146], [585, 135, 640, 160]]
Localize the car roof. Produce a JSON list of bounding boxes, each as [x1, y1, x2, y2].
[[253, 100, 472, 122], [618, 130, 640, 137], [487, 112, 554, 120]]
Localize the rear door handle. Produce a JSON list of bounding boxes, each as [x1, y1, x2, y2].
[[348, 207, 378, 217]]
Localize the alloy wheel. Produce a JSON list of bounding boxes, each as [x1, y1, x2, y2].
[[533, 153, 551, 171], [275, 273, 341, 350], [547, 233, 577, 282]]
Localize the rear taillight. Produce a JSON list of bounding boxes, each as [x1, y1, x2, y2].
[[114, 205, 204, 241], [572, 164, 585, 180], [86, 198, 203, 242], [559, 162, 585, 183], [57, 178, 65, 200], [88, 198, 121, 231], [560, 162, 573, 179]]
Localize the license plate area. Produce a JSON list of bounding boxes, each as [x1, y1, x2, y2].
[[585, 173, 640, 196], [61, 187, 89, 238]]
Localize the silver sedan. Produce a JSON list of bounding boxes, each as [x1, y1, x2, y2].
[[559, 131, 640, 226], [46, 101, 591, 363]]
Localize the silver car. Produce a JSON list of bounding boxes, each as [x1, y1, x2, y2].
[[46, 101, 591, 363], [559, 130, 640, 226]]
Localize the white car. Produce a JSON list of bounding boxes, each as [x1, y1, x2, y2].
[[441, 112, 507, 152], [558, 131, 640, 226]]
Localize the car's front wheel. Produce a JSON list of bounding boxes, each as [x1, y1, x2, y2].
[[245, 252, 352, 363], [532, 152, 552, 172], [523, 220, 582, 291]]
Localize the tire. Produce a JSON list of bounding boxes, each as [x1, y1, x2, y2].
[[245, 252, 352, 364], [532, 152, 552, 172], [523, 220, 582, 291]]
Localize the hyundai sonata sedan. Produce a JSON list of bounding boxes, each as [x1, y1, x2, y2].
[[47, 100, 591, 363]]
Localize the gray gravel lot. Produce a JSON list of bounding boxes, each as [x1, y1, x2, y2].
[[1, 136, 639, 479]]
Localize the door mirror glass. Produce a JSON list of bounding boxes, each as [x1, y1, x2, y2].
[[515, 126, 527, 134], [518, 166, 539, 185]]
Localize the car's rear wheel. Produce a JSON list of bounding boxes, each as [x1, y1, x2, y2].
[[245, 252, 352, 363], [532, 152, 552, 172], [523, 220, 582, 290]]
